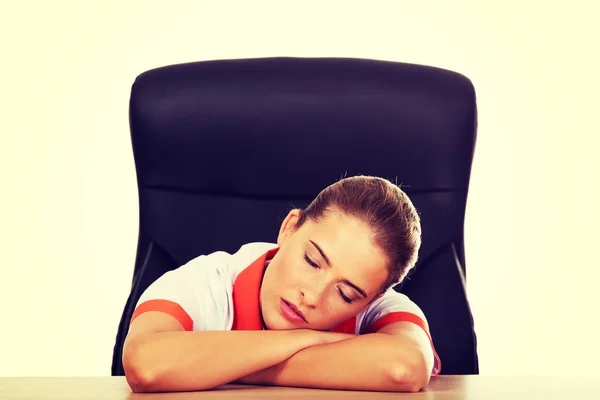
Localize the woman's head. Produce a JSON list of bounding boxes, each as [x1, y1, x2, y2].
[[259, 175, 422, 331]]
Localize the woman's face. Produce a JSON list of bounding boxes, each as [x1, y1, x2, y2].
[[260, 209, 389, 331]]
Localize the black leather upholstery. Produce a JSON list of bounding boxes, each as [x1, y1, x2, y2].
[[111, 57, 479, 376]]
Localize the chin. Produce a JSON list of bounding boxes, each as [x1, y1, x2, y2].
[[268, 319, 293, 331], [264, 314, 295, 331], [261, 313, 279, 330]]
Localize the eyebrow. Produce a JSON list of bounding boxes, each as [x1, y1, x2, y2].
[[309, 240, 368, 298]]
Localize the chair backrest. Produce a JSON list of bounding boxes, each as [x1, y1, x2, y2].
[[111, 57, 479, 375]]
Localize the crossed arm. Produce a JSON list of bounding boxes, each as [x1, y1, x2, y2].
[[235, 322, 433, 392], [123, 312, 433, 393]]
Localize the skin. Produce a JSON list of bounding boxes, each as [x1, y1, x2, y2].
[[260, 208, 388, 332]]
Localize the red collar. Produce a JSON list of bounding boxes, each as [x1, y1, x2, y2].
[[231, 247, 279, 330]]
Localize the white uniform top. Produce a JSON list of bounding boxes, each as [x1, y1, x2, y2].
[[132, 242, 441, 376]]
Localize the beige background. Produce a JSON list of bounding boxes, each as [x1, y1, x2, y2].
[[1, 0, 598, 377]]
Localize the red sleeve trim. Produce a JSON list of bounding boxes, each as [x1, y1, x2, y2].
[[130, 299, 194, 331], [367, 311, 442, 377], [330, 316, 357, 334]]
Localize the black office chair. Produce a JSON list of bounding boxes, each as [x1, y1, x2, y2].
[[111, 57, 479, 376]]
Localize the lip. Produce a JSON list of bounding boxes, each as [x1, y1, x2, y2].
[[280, 298, 307, 323]]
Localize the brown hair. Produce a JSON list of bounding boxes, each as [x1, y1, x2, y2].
[[295, 175, 422, 295]]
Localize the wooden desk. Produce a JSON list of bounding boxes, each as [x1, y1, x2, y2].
[[0, 376, 598, 399]]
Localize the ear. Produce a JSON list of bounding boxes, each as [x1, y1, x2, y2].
[[277, 209, 301, 247]]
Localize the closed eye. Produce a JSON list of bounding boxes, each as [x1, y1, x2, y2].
[[304, 254, 320, 269], [304, 253, 354, 304], [338, 288, 354, 304]]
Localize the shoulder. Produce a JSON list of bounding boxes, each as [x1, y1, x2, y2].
[[134, 242, 277, 331], [371, 289, 426, 318], [222, 242, 279, 277], [158, 241, 278, 286], [357, 289, 429, 334]]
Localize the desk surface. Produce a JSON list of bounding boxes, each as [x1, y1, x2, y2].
[[1, 376, 598, 399]]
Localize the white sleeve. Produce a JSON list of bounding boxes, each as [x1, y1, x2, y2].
[[132, 255, 229, 331], [358, 290, 429, 333]]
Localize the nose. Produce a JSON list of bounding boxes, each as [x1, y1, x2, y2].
[[300, 284, 325, 308]]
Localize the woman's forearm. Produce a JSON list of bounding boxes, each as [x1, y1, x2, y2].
[[123, 329, 329, 392], [238, 333, 429, 392]]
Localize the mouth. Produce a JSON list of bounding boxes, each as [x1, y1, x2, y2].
[[280, 298, 307, 323]]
